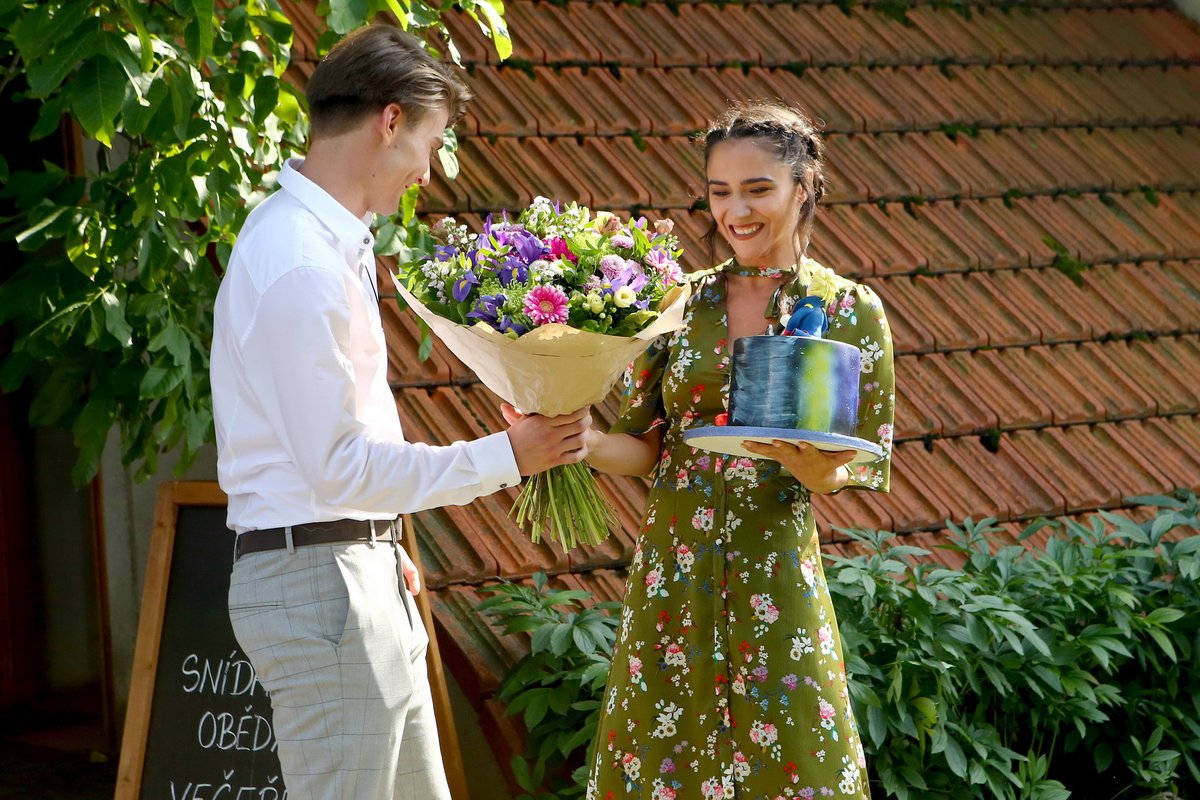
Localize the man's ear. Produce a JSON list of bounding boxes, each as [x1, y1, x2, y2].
[[380, 102, 405, 143]]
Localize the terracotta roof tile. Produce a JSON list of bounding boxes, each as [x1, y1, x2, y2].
[[569, 3, 657, 68], [810, 212, 878, 279], [901, 274, 992, 350], [888, 205, 976, 273], [544, 138, 651, 209], [504, 1, 601, 63], [892, 359, 941, 440], [895, 352, 999, 435], [1024, 421, 1124, 518], [949, 348, 1054, 430], [826, 205, 927, 275], [933, 200, 1027, 269], [949, 271, 1043, 347], [917, 434, 1064, 523], [811, 482, 897, 537], [1136, 416, 1200, 482], [437, 137, 525, 211], [456, 67, 537, 137], [997, 345, 1113, 425], [617, 69, 708, 136], [870, 277, 941, 354], [870, 444, 957, 532], [902, 437, 1012, 521], [617, 4, 702, 68], [773, 68, 869, 133]]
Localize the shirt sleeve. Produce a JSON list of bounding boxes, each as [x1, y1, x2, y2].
[[242, 266, 520, 514], [610, 335, 671, 437], [825, 281, 894, 493]]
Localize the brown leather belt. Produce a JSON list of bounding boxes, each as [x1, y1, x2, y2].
[[235, 519, 398, 559]]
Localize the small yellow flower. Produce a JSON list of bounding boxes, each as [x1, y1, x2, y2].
[[585, 292, 605, 314], [614, 286, 637, 308]]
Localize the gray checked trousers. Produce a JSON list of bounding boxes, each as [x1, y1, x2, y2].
[[228, 541, 451, 800]]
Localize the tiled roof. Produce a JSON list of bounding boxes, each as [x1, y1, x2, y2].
[[284, 0, 1200, 787]]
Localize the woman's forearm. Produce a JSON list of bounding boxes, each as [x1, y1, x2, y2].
[[586, 428, 662, 477]]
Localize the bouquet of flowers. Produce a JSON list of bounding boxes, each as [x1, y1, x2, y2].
[[395, 197, 690, 550]]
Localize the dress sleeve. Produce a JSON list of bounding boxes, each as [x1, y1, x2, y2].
[[825, 281, 894, 493], [609, 334, 671, 437]]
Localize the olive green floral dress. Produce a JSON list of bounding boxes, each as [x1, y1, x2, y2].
[[586, 261, 894, 800]]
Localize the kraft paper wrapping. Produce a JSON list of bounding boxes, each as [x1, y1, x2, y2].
[[393, 276, 692, 416]]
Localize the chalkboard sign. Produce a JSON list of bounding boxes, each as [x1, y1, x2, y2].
[[115, 482, 284, 800], [115, 482, 468, 800]]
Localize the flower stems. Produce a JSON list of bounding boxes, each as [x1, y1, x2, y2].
[[511, 462, 617, 550]]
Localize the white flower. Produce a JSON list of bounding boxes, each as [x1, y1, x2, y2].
[[614, 285, 637, 308]]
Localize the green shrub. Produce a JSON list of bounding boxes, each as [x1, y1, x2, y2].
[[481, 492, 1200, 799], [478, 573, 621, 800], [833, 492, 1199, 800]]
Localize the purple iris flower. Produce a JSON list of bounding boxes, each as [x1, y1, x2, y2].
[[467, 293, 506, 326], [507, 230, 546, 263], [434, 244, 458, 261], [498, 317, 528, 337], [497, 256, 530, 287], [451, 269, 480, 302], [634, 299, 651, 310]]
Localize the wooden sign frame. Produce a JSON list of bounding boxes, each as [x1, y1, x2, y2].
[[115, 480, 469, 799]]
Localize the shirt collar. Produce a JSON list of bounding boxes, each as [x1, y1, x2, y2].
[[277, 158, 375, 257]]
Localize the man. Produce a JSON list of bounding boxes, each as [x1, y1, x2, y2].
[[211, 25, 590, 800]]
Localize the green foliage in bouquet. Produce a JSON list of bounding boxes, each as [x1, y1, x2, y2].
[[478, 572, 622, 800], [0, 0, 509, 484], [483, 493, 1200, 799]]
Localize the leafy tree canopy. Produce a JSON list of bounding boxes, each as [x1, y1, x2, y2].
[[0, 0, 507, 483]]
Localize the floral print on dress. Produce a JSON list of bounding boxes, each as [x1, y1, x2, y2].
[[587, 261, 894, 800]]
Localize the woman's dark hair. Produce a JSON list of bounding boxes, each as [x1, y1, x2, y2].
[[306, 25, 471, 139], [699, 101, 827, 265]]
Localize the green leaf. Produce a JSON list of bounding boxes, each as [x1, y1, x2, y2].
[[25, 19, 101, 97], [139, 363, 186, 398], [252, 74, 280, 126], [400, 183, 420, 225], [11, 0, 90, 63], [188, 0, 215, 60], [69, 56, 127, 147], [29, 365, 85, 426], [326, 0, 370, 34], [1147, 628, 1177, 662], [1145, 607, 1185, 626], [100, 291, 134, 347], [943, 735, 968, 778], [439, 127, 460, 180], [472, 0, 512, 60], [0, 154, 7, 183]]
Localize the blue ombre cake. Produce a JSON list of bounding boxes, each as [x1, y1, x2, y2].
[[728, 335, 860, 435], [684, 334, 884, 463]]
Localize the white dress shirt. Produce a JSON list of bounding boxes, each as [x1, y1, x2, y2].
[[212, 159, 519, 533]]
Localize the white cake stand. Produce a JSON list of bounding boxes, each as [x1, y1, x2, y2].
[[684, 425, 885, 464]]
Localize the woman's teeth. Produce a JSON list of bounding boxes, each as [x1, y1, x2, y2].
[[731, 224, 762, 236]]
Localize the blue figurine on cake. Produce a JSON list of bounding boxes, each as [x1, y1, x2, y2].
[[781, 295, 829, 338]]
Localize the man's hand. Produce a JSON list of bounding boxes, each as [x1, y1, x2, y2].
[[398, 545, 420, 595], [741, 440, 856, 494], [501, 403, 592, 476]]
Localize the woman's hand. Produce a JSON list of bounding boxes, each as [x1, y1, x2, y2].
[[741, 440, 855, 494]]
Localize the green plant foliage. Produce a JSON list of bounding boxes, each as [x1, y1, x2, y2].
[[0, 0, 505, 484], [478, 572, 622, 800], [483, 494, 1200, 799]]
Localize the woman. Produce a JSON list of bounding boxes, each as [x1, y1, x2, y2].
[[583, 102, 894, 799]]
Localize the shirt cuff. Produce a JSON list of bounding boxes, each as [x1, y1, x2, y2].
[[467, 430, 522, 494]]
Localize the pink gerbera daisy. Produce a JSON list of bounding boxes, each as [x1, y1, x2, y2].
[[524, 285, 570, 325]]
